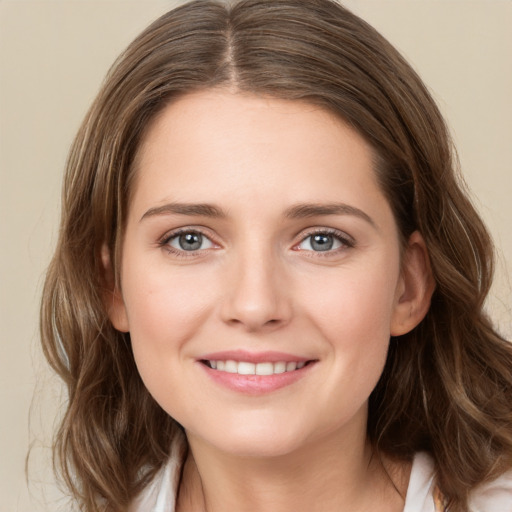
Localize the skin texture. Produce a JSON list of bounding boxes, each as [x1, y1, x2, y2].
[[106, 90, 434, 512]]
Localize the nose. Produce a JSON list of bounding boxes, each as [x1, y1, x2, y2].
[[220, 246, 293, 332]]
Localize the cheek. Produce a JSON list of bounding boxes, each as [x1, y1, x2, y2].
[[301, 261, 400, 338], [299, 259, 400, 387], [122, 265, 222, 418], [122, 263, 218, 365]]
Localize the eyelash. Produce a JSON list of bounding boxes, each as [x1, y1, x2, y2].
[[158, 227, 355, 258], [158, 228, 216, 258], [294, 228, 355, 256]]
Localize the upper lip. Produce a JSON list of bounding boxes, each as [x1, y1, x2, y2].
[[198, 350, 312, 364]]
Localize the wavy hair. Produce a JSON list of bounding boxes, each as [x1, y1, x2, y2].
[[40, 1, 512, 510]]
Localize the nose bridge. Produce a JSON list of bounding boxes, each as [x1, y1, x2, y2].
[[221, 236, 291, 330]]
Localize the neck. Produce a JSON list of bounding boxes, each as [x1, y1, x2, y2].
[[176, 428, 409, 512]]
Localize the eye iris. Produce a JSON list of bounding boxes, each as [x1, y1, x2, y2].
[[179, 233, 202, 251], [311, 234, 333, 251]]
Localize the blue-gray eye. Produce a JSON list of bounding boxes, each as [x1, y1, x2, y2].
[[298, 233, 344, 252], [169, 232, 213, 251]]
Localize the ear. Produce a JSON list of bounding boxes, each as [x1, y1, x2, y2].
[[390, 231, 435, 336], [100, 244, 130, 333]]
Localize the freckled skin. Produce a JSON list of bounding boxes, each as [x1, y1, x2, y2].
[[108, 90, 432, 511]]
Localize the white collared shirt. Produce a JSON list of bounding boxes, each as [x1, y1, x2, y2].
[[130, 436, 512, 512]]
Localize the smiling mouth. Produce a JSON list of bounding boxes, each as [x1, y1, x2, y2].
[[201, 360, 314, 376]]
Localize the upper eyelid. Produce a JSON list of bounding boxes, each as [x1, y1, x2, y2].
[[160, 226, 217, 244], [295, 227, 355, 244]]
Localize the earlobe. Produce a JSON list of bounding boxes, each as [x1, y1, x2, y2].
[[100, 244, 130, 333], [390, 231, 435, 336]]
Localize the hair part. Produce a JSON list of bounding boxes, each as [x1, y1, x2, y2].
[[40, 1, 512, 511]]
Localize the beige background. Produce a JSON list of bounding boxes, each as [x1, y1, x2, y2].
[[1, 1, 510, 511]]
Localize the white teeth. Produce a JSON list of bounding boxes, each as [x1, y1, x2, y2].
[[273, 362, 286, 374], [238, 362, 256, 375], [224, 360, 238, 373], [255, 362, 274, 376], [207, 360, 308, 375]]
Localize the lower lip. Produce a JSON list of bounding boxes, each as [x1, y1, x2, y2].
[[199, 362, 315, 395]]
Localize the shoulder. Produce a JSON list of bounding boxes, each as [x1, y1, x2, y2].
[[404, 453, 512, 512]]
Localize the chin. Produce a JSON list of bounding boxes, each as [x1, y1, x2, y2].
[[187, 419, 312, 459], [215, 436, 305, 459]]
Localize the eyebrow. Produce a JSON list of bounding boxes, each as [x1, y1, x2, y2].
[[284, 202, 376, 227], [140, 202, 227, 222], [140, 201, 375, 227]]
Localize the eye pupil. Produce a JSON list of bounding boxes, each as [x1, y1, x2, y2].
[[311, 234, 334, 251], [179, 232, 202, 251]]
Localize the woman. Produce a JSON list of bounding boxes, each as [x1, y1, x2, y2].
[[40, 1, 512, 511]]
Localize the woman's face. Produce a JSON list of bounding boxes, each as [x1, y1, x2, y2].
[[108, 90, 429, 458]]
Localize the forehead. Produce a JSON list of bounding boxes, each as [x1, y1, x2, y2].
[[130, 89, 389, 223]]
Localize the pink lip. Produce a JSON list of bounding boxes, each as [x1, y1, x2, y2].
[[197, 350, 316, 395], [198, 350, 310, 364]]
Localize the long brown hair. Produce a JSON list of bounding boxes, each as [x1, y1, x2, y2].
[[40, 1, 512, 510]]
